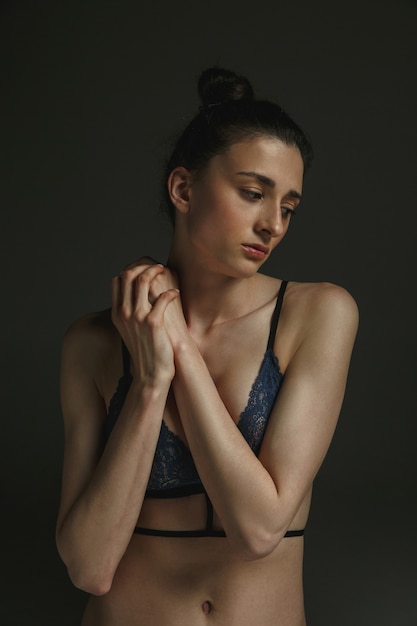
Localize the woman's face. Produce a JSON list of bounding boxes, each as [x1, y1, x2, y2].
[[179, 135, 304, 277]]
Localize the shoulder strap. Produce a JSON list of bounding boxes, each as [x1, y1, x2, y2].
[[267, 280, 288, 350], [121, 341, 131, 376]]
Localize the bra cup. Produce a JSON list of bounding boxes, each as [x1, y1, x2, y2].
[[105, 348, 283, 494], [105, 281, 288, 495]]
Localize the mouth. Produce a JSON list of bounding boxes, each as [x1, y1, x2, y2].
[[241, 243, 269, 259]]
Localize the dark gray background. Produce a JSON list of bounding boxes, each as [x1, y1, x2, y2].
[[1, 1, 416, 624]]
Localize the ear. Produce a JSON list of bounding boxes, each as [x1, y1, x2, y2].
[[167, 167, 193, 214]]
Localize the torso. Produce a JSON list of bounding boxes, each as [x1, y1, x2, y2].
[[82, 275, 314, 626], [82, 533, 307, 626]]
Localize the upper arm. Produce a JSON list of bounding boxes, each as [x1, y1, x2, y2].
[[259, 283, 359, 522], [56, 316, 109, 533]]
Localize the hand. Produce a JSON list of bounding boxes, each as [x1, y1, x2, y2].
[[123, 257, 177, 303], [121, 257, 189, 351], [111, 264, 179, 383]]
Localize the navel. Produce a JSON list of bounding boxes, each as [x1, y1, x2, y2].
[[202, 600, 212, 615]]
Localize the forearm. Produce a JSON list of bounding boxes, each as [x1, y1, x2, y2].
[[57, 378, 170, 594], [172, 341, 283, 558]]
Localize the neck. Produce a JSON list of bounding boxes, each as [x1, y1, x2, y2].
[[166, 246, 258, 333]]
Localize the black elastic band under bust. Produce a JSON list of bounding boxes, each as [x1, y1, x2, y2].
[[133, 526, 305, 538]]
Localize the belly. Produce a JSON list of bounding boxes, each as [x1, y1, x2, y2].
[[82, 532, 306, 626]]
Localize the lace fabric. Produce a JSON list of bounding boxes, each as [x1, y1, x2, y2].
[[148, 420, 201, 491], [237, 348, 282, 455], [105, 348, 283, 494]]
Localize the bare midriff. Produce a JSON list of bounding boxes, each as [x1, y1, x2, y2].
[[81, 492, 310, 626]]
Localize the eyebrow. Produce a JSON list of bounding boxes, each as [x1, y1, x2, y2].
[[236, 171, 302, 200]]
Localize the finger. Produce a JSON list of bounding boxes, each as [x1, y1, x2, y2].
[[149, 289, 180, 321], [120, 262, 164, 285], [148, 266, 178, 302], [110, 276, 121, 319], [121, 264, 163, 278], [119, 266, 155, 319], [123, 256, 160, 272], [132, 265, 166, 315], [119, 270, 135, 319]]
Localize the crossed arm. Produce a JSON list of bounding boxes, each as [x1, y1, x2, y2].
[[56, 261, 358, 594], [169, 280, 358, 556]]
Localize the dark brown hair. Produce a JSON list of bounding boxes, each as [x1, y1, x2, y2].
[[162, 66, 313, 224]]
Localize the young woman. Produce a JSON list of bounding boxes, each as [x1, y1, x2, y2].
[[56, 67, 359, 625]]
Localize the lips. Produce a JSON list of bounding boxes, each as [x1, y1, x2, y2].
[[241, 243, 270, 259], [245, 243, 269, 254]]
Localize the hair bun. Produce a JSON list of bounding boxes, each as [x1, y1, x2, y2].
[[198, 67, 254, 107]]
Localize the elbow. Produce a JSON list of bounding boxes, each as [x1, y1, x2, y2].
[[247, 532, 281, 561], [56, 534, 114, 596], [231, 525, 282, 561], [67, 564, 114, 596], [64, 549, 115, 595]]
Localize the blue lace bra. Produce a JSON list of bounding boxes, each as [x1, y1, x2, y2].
[[104, 280, 304, 538]]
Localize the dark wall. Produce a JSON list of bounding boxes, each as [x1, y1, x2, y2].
[[1, 1, 416, 624]]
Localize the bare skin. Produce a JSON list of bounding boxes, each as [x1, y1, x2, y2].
[[56, 137, 359, 625]]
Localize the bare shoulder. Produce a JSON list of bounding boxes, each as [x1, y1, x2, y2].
[[258, 273, 357, 320], [61, 308, 120, 391], [282, 281, 359, 364], [63, 308, 116, 353], [287, 280, 358, 326]]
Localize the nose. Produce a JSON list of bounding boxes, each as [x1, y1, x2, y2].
[[255, 203, 286, 239]]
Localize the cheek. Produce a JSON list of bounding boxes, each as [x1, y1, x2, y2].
[[189, 193, 226, 232], [186, 203, 222, 251], [188, 183, 245, 240]]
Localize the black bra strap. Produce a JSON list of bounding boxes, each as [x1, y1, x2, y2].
[[284, 529, 305, 537], [121, 341, 130, 377], [267, 280, 288, 350], [121, 282, 288, 368]]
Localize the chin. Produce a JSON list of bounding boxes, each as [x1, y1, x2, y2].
[[228, 261, 264, 279]]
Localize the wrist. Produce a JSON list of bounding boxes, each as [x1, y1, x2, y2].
[[173, 337, 200, 366], [130, 372, 172, 397]]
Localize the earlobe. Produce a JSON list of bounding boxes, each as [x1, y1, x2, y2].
[[167, 167, 192, 214]]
